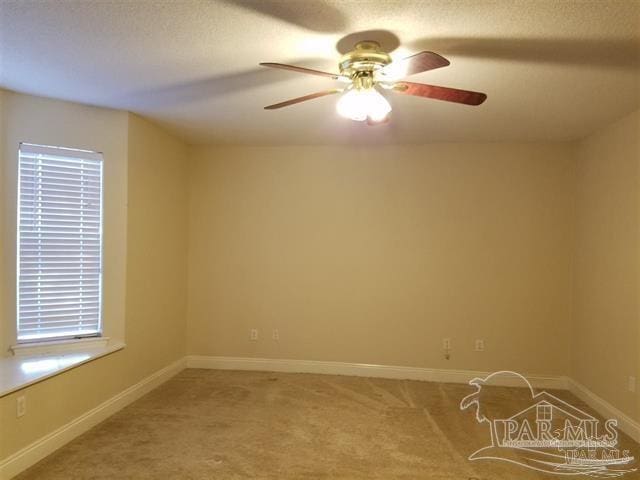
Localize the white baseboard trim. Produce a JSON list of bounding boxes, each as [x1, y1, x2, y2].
[[186, 355, 567, 390], [567, 377, 640, 444], [0, 357, 186, 480]]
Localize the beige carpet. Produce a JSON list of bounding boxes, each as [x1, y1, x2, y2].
[[16, 369, 640, 479]]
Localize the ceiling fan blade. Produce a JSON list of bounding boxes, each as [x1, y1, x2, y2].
[[393, 81, 487, 106], [378, 51, 450, 79], [264, 89, 342, 110], [260, 62, 349, 81]]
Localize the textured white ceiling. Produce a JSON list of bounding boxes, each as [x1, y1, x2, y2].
[[1, 0, 639, 145]]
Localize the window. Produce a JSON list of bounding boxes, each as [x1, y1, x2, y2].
[[17, 143, 103, 342], [537, 404, 552, 422]]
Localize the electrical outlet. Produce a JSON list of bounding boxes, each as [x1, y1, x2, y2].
[[17, 396, 26, 417], [628, 376, 636, 393], [443, 338, 451, 350], [250, 329, 258, 341], [475, 339, 485, 352], [272, 329, 279, 341]]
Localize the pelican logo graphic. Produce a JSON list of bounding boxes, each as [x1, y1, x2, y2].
[[460, 371, 636, 477]]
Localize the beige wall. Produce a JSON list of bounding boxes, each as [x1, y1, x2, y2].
[[572, 109, 640, 421], [125, 113, 189, 369], [187, 144, 575, 375], [0, 93, 189, 461], [0, 89, 6, 374]]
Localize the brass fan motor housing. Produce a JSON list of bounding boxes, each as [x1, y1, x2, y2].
[[339, 41, 392, 82]]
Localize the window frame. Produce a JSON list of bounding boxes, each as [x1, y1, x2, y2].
[[16, 142, 105, 344]]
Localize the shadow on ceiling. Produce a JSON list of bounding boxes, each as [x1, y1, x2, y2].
[[123, 35, 639, 109], [408, 37, 640, 69], [122, 58, 335, 108], [220, 0, 347, 33]]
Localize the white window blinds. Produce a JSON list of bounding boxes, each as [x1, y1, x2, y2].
[[17, 143, 103, 342]]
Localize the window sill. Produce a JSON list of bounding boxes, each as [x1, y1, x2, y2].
[[0, 340, 125, 398], [11, 336, 111, 357]]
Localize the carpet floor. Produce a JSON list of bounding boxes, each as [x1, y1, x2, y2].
[[15, 369, 640, 479]]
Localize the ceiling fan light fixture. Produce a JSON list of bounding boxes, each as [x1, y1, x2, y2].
[[336, 87, 391, 122], [260, 41, 486, 119]]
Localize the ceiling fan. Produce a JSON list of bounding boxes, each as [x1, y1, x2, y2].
[[260, 41, 487, 124]]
